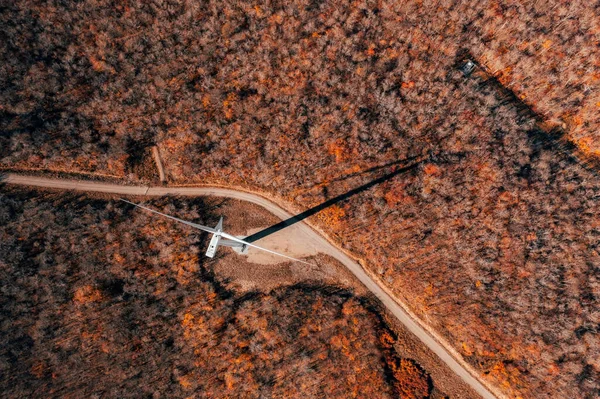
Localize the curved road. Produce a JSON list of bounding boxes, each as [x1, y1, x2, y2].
[[3, 173, 499, 399]]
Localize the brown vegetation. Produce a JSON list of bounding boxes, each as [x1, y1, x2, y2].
[[2, 1, 598, 178], [464, 1, 600, 157], [0, 188, 433, 398], [2, 1, 600, 397]]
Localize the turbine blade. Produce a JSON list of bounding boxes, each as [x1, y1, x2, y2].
[[218, 239, 245, 248], [120, 199, 216, 234], [220, 232, 315, 266]]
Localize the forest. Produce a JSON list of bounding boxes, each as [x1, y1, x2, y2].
[[0, 188, 436, 398], [1, 0, 599, 398]]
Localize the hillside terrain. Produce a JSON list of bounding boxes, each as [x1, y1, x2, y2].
[[0, 188, 441, 398], [1, 1, 600, 398]]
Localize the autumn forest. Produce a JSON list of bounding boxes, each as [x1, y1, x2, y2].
[[1, 0, 600, 398]]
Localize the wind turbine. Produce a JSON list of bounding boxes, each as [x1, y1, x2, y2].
[[120, 199, 314, 265]]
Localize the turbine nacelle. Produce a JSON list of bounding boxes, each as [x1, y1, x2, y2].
[[121, 199, 311, 265]]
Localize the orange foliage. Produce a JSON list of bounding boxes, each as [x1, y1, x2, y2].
[[384, 185, 405, 206], [389, 358, 430, 399], [327, 139, 350, 163], [73, 285, 103, 304], [178, 374, 194, 390], [379, 331, 395, 349], [223, 92, 237, 120], [317, 204, 346, 227], [423, 164, 441, 176]]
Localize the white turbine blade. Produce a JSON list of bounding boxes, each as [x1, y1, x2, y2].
[[120, 199, 216, 234], [220, 232, 315, 266], [218, 239, 245, 248]]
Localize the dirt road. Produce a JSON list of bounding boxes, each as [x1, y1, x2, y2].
[[2, 173, 500, 399]]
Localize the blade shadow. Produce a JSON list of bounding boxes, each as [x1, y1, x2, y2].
[[325, 154, 422, 186], [244, 157, 426, 243]]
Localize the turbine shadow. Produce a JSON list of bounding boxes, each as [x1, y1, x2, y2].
[[244, 156, 427, 243], [324, 154, 422, 186]]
